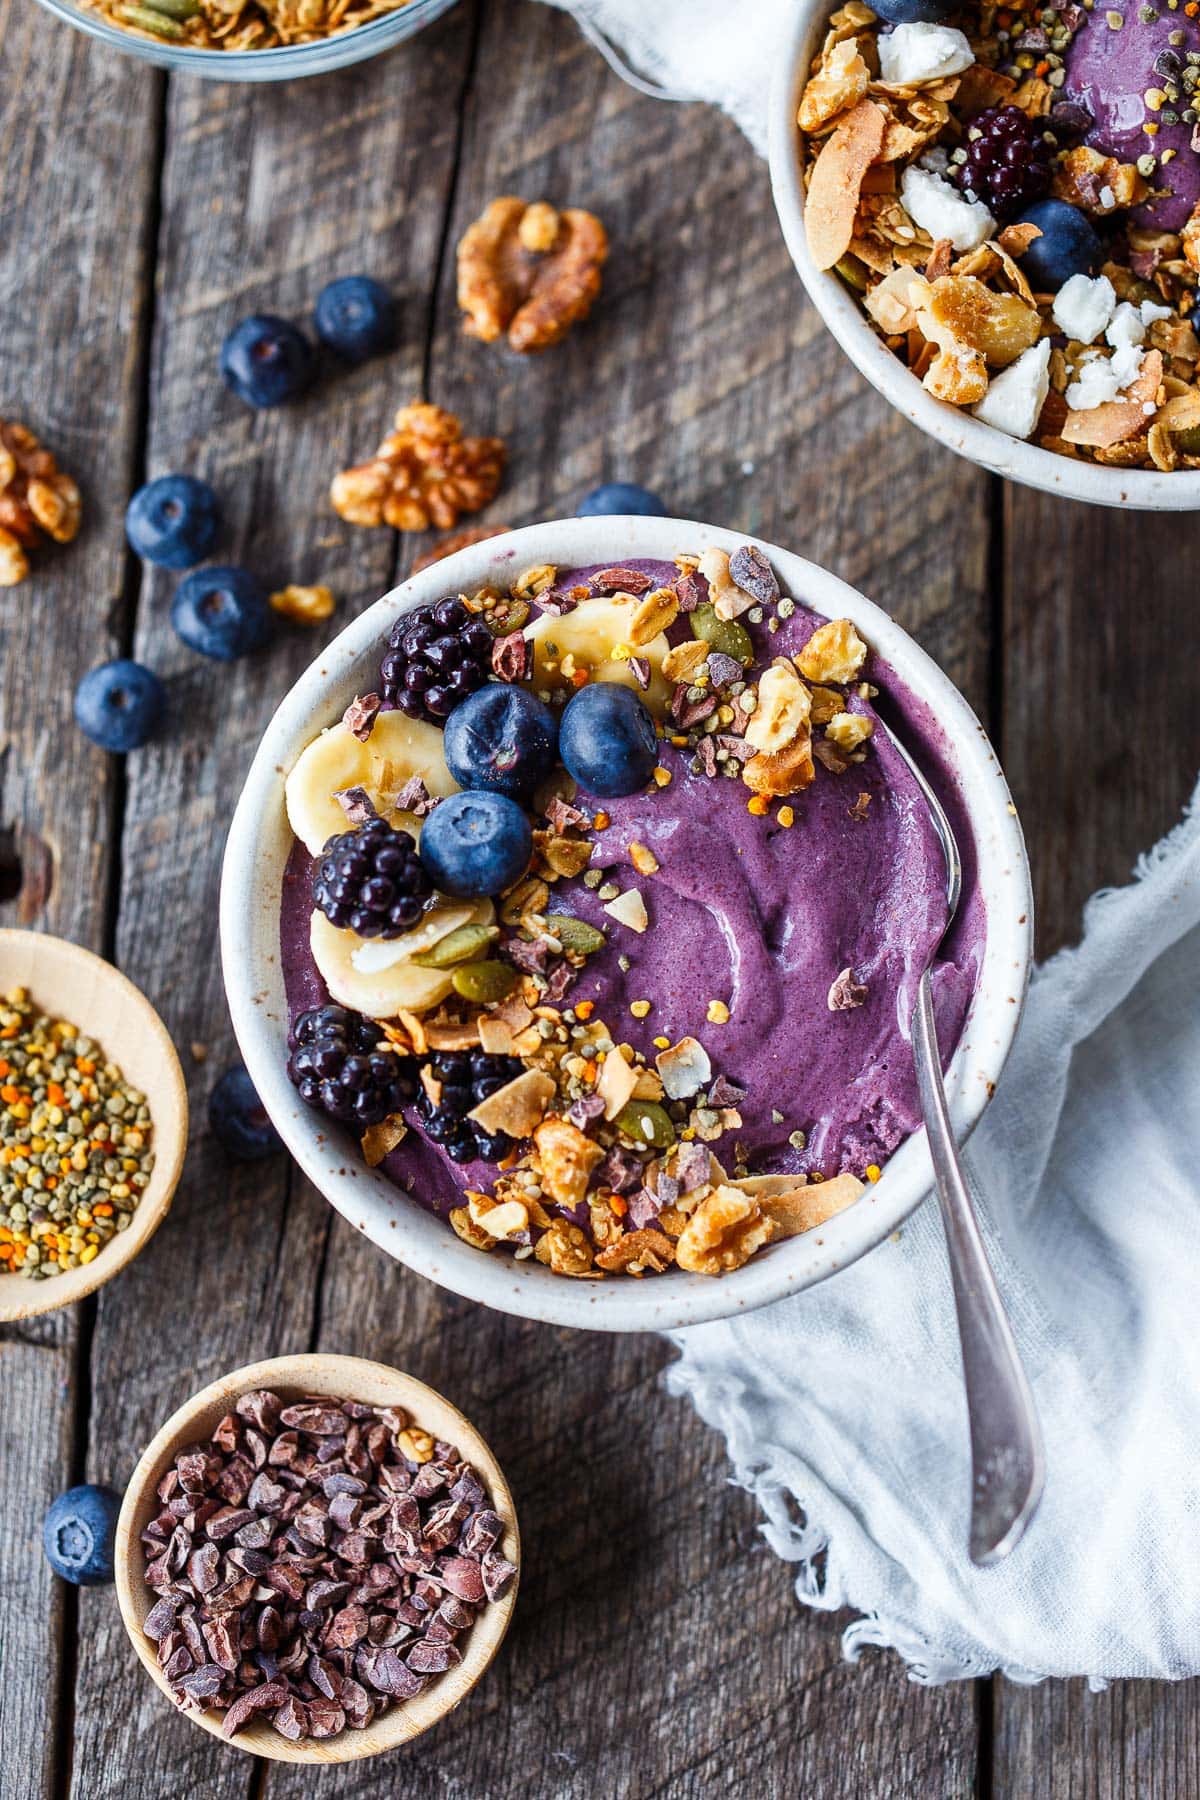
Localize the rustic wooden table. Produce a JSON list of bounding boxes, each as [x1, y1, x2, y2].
[[3, 0, 1200, 1793]]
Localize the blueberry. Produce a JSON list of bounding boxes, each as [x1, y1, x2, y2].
[[220, 314, 315, 409], [171, 565, 270, 661], [43, 1485, 120, 1586], [1014, 199, 1104, 291], [208, 1064, 282, 1159], [125, 475, 219, 570], [315, 275, 398, 364], [577, 482, 667, 518], [442, 685, 559, 800], [74, 660, 164, 752], [418, 791, 532, 898], [559, 683, 658, 798], [870, 0, 957, 19]]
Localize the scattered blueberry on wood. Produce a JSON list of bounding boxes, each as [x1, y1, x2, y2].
[[314, 276, 398, 364], [577, 481, 667, 517], [43, 1484, 120, 1585], [74, 659, 165, 752], [171, 565, 270, 660], [220, 314, 315, 409], [207, 1066, 282, 1160], [125, 474, 220, 570]]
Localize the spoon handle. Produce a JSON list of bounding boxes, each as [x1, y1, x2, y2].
[[912, 971, 1045, 1565]]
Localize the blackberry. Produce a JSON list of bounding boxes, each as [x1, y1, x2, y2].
[[313, 818, 431, 938], [417, 1049, 525, 1163], [379, 597, 495, 723], [288, 1005, 418, 1129], [955, 107, 1053, 219]]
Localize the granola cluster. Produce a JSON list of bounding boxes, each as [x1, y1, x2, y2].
[[77, 0, 416, 52], [287, 544, 893, 1281], [0, 420, 82, 587], [797, 2, 1200, 469]]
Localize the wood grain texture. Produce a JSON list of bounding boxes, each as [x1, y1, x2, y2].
[[993, 1675, 1200, 1800], [0, 14, 160, 1797]]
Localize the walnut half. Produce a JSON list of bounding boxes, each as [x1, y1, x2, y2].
[[457, 198, 609, 354], [0, 419, 82, 587], [331, 402, 505, 534]]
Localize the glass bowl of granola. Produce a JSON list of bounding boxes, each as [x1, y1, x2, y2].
[[219, 518, 1032, 1332], [34, 0, 456, 79], [770, 0, 1200, 507]]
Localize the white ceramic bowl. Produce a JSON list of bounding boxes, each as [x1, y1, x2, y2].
[[768, 0, 1200, 512], [220, 518, 1033, 1332]]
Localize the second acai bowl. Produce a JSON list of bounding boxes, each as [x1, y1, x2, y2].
[[221, 519, 1031, 1331]]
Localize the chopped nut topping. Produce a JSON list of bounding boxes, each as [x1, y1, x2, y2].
[[627, 586, 680, 646], [533, 1217, 596, 1276], [675, 1186, 776, 1275], [269, 583, 336, 625], [331, 403, 505, 534], [628, 841, 659, 877], [533, 1116, 604, 1208], [744, 661, 811, 756], [825, 711, 874, 753], [0, 420, 82, 584], [827, 968, 868, 1011], [796, 618, 868, 685], [456, 198, 608, 353], [595, 1228, 676, 1275]]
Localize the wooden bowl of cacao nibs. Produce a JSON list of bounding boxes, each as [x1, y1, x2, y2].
[[114, 1353, 520, 1764], [0, 929, 188, 1323]]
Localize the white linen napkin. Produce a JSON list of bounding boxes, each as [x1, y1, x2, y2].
[[544, 0, 1200, 1685]]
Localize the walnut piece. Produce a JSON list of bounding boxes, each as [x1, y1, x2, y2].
[[0, 419, 82, 586], [457, 198, 608, 354], [796, 617, 868, 685], [533, 1115, 604, 1209], [675, 1185, 776, 1276], [331, 403, 505, 534], [595, 1228, 677, 1275], [533, 1217, 596, 1276]]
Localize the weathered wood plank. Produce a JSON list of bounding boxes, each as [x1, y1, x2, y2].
[[993, 1674, 1200, 1800], [0, 16, 161, 1798], [64, 12, 477, 1795], [265, 4, 989, 1796], [1000, 495, 1200, 956]]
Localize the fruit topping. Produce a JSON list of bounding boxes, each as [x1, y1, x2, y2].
[[125, 473, 219, 569], [220, 314, 315, 409], [576, 481, 667, 517], [314, 274, 398, 363], [869, 0, 958, 21], [287, 1004, 418, 1129], [43, 1484, 120, 1586], [74, 659, 165, 752], [558, 682, 658, 798], [313, 818, 432, 938], [1014, 198, 1104, 291], [442, 684, 558, 800], [380, 595, 495, 722], [418, 792, 533, 898], [207, 1065, 282, 1160], [954, 105, 1053, 221], [417, 1049, 526, 1162], [284, 709, 458, 859], [171, 564, 271, 661]]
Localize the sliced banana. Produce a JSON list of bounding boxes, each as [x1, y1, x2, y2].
[[525, 598, 672, 717], [349, 900, 492, 974], [285, 713, 459, 858], [312, 910, 450, 1017]]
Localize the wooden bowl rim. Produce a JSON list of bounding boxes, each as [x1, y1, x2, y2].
[[0, 929, 188, 1323], [114, 1352, 521, 1765]]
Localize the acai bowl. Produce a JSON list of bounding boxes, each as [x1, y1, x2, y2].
[[220, 519, 1032, 1332], [769, 0, 1200, 509]]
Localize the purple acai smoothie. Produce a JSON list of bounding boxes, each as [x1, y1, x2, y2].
[[1063, 10, 1200, 230], [280, 554, 986, 1268]]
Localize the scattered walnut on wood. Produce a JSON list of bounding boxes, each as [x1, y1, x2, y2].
[[331, 402, 505, 534], [0, 419, 82, 586], [456, 197, 609, 353]]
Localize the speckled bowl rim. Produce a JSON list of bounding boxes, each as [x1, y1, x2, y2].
[[219, 517, 1033, 1332], [767, 0, 1200, 513]]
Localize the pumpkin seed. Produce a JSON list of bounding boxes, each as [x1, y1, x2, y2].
[[411, 924, 499, 969], [613, 1100, 676, 1150], [116, 3, 186, 32], [451, 961, 518, 1003], [486, 599, 530, 637], [141, 0, 201, 17], [690, 604, 753, 665], [1175, 425, 1200, 454], [544, 914, 606, 956]]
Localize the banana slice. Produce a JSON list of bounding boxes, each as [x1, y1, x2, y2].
[[311, 899, 492, 1017], [285, 713, 459, 858], [349, 900, 492, 973], [525, 598, 672, 716]]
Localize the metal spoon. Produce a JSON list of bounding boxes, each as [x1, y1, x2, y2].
[[890, 732, 1045, 1565]]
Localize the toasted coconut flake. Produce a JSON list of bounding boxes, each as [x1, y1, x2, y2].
[[655, 1037, 712, 1101], [1062, 350, 1163, 448], [806, 100, 887, 272], [597, 1047, 639, 1121], [603, 888, 649, 933], [361, 1115, 407, 1167], [733, 1171, 864, 1236], [467, 1069, 556, 1137], [477, 1016, 516, 1056]]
